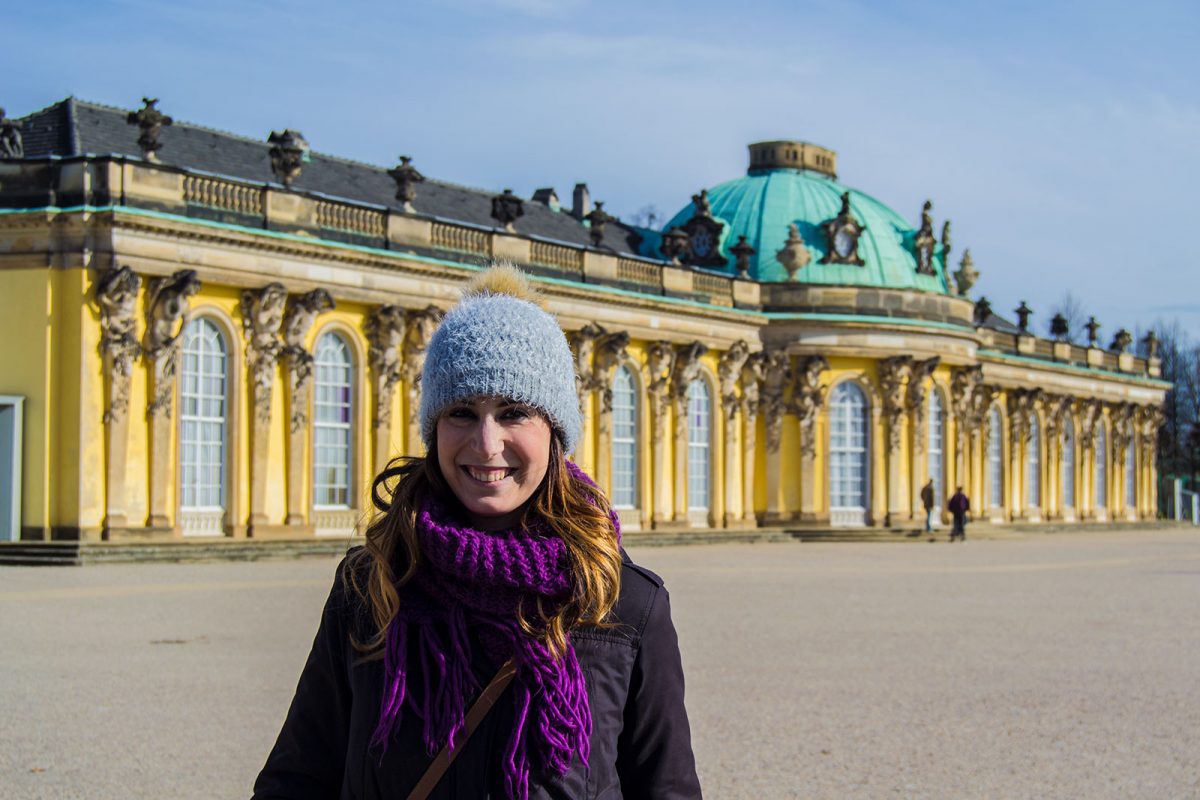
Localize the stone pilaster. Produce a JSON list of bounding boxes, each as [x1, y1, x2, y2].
[[878, 356, 912, 527], [96, 267, 142, 533], [906, 357, 940, 520], [740, 352, 765, 525], [792, 355, 829, 522], [366, 305, 406, 472], [401, 305, 442, 457], [142, 269, 200, 530], [570, 323, 605, 474], [645, 342, 676, 525], [281, 289, 334, 528], [718, 341, 750, 526], [240, 283, 287, 534], [760, 350, 792, 523], [593, 331, 630, 494], [670, 342, 707, 524]]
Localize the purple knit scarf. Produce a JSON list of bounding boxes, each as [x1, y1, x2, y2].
[[371, 461, 618, 800]]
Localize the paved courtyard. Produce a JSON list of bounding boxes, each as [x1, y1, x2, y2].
[[2, 528, 1199, 799]]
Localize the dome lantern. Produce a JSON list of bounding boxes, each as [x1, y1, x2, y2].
[[748, 140, 837, 178]]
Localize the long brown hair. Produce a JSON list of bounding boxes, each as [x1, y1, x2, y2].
[[347, 431, 622, 659]]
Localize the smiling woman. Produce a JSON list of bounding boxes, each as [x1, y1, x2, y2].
[[254, 262, 701, 800]]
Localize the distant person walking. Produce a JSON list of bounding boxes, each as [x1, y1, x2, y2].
[[948, 487, 970, 542], [921, 479, 935, 532]]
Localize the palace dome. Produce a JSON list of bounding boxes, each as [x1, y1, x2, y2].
[[656, 140, 950, 293]]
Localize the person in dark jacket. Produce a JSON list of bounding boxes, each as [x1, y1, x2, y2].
[[948, 486, 970, 542], [920, 479, 935, 532], [254, 264, 702, 800]]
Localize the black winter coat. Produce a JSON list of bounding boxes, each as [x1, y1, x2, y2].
[[253, 549, 702, 799]]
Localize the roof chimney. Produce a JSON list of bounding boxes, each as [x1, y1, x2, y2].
[[532, 187, 560, 211], [571, 183, 591, 220]]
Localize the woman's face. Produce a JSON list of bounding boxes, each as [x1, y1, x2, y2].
[[436, 396, 553, 530]]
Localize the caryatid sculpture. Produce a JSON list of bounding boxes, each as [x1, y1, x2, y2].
[[593, 330, 631, 414], [96, 266, 143, 424], [240, 283, 288, 423], [144, 269, 201, 416], [717, 340, 751, 421], [366, 305, 407, 430], [878, 355, 914, 454], [760, 350, 793, 454], [791, 355, 830, 457]]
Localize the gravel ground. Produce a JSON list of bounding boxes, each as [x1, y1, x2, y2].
[[1, 528, 1198, 799]]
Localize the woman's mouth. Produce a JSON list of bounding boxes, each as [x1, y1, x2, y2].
[[463, 466, 516, 484]]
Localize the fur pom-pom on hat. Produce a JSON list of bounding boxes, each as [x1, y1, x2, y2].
[[419, 262, 582, 452]]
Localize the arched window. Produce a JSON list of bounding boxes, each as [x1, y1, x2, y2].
[[686, 379, 711, 512], [313, 332, 353, 508], [830, 382, 869, 526], [928, 390, 945, 511], [610, 365, 638, 509], [1124, 440, 1136, 510], [1094, 424, 1108, 509], [1025, 419, 1041, 507], [179, 318, 228, 516], [988, 407, 1003, 509], [1061, 416, 1076, 509]]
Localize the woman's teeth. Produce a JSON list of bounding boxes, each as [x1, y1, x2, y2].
[[467, 466, 512, 483]]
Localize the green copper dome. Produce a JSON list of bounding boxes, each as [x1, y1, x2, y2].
[[655, 141, 950, 293]]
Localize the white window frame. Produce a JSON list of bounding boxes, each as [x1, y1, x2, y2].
[[1026, 419, 1041, 507], [829, 382, 869, 527], [179, 317, 229, 535], [610, 365, 639, 510], [928, 390, 945, 514], [686, 379, 711, 513], [312, 332, 354, 510], [988, 407, 1003, 509], [1095, 424, 1108, 510]]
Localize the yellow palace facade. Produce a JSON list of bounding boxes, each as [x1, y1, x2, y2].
[[0, 99, 1169, 544]]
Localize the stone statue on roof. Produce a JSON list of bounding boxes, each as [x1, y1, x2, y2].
[[0, 108, 24, 159]]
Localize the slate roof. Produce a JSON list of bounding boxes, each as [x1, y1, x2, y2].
[[13, 98, 647, 256]]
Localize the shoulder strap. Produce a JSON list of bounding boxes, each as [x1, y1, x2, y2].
[[405, 659, 518, 800]]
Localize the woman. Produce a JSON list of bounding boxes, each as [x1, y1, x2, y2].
[[253, 264, 702, 799]]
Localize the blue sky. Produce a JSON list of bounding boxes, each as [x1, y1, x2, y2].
[[6, 0, 1199, 337]]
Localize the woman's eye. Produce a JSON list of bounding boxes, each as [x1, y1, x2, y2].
[[502, 407, 531, 421], [446, 407, 475, 419]]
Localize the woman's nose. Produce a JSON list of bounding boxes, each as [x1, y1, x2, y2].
[[471, 416, 503, 456]]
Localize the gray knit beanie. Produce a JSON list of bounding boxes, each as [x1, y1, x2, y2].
[[419, 267, 582, 453]]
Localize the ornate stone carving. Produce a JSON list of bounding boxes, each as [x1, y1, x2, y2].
[[1109, 329, 1133, 353], [660, 226, 690, 265], [585, 202, 616, 248], [1085, 317, 1101, 346], [646, 341, 677, 442], [680, 189, 726, 267], [388, 156, 425, 212], [954, 250, 979, 297], [950, 365, 983, 431], [240, 283, 288, 423], [1136, 405, 1164, 460], [1077, 399, 1101, 450], [126, 98, 173, 162], [96, 267, 143, 423], [490, 189, 524, 231], [1050, 313, 1070, 341], [401, 305, 443, 431], [143, 270, 201, 416], [878, 356, 914, 454], [760, 351, 792, 454], [913, 200, 937, 275], [1044, 394, 1074, 443], [1007, 389, 1042, 446], [717, 341, 751, 422], [0, 108, 24, 160], [1109, 402, 1135, 458], [940, 220, 952, 285], [1015, 301, 1033, 333], [281, 289, 335, 432], [365, 305, 407, 430], [268, 130, 309, 188], [671, 342, 708, 403], [820, 192, 865, 265], [906, 357, 941, 439], [571, 323, 606, 402], [791, 355, 830, 457], [775, 223, 811, 280], [730, 235, 755, 279], [593, 330, 631, 413], [973, 296, 992, 326], [740, 351, 765, 421], [1142, 330, 1160, 360]]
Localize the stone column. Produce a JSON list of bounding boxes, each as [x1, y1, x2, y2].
[[760, 351, 792, 523], [1043, 394, 1071, 520], [401, 305, 442, 457], [593, 331, 631, 494], [1077, 400, 1100, 520], [792, 355, 830, 522], [718, 342, 750, 527], [671, 342, 708, 524], [366, 306, 406, 473], [646, 342, 676, 526], [570, 324, 605, 473], [1007, 389, 1039, 519], [281, 290, 334, 528], [878, 356, 913, 527], [740, 353, 765, 525], [142, 270, 201, 530], [241, 283, 288, 534], [96, 267, 142, 535]]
